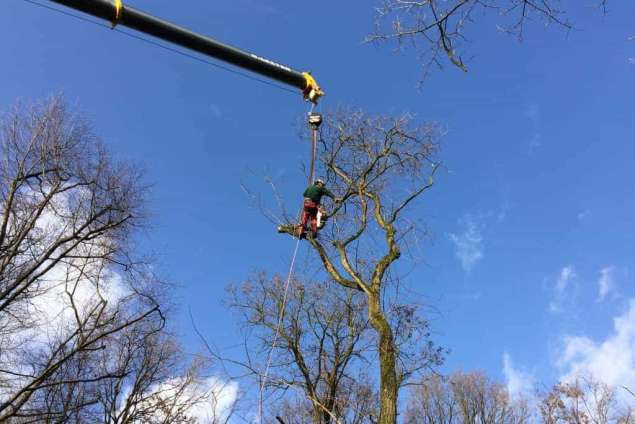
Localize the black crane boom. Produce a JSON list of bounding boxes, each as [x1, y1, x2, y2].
[[48, 0, 323, 102]]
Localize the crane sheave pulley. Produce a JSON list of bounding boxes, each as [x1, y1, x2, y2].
[[48, 0, 324, 103]]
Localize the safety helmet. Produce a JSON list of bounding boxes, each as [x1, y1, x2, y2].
[[315, 178, 325, 185]]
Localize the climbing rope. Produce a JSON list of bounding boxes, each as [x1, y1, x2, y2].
[[258, 236, 301, 423]]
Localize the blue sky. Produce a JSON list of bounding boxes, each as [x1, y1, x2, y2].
[[3, 0, 635, 406]]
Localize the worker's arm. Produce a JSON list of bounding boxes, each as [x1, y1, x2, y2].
[[322, 187, 336, 200]]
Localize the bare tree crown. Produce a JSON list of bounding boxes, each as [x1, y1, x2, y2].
[[369, 0, 583, 81], [0, 97, 232, 423]]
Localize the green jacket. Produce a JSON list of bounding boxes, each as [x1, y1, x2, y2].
[[303, 184, 334, 204]]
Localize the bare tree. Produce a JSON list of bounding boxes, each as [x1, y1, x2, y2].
[[405, 371, 530, 424], [404, 371, 635, 424], [228, 274, 379, 424], [277, 109, 443, 424], [369, 0, 588, 80], [538, 377, 622, 424], [0, 97, 231, 423], [17, 321, 230, 424], [272, 375, 377, 424], [94, 328, 236, 424]]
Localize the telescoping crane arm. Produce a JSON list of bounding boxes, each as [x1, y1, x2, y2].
[[48, 0, 324, 103]]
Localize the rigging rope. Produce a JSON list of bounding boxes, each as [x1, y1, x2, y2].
[[309, 102, 317, 185]]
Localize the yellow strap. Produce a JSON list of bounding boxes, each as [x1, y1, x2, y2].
[[112, 0, 123, 28], [302, 72, 324, 104]]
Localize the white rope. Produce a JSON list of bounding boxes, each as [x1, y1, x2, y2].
[[258, 236, 302, 423]]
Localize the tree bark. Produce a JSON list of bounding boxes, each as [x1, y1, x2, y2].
[[369, 291, 398, 424]]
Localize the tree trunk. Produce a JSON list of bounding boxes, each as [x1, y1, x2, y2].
[[369, 291, 398, 424], [313, 405, 323, 424]]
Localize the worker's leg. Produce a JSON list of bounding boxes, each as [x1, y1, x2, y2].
[[299, 199, 316, 237], [300, 208, 310, 229], [310, 209, 318, 235], [310, 217, 318, 235], [297, 209, 309, 237]]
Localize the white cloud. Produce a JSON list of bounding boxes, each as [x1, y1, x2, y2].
[[597, 266, 616, 302], [28, 259, 126, 341], [0, 188, 130, 399], [556, 299, 635, 403], [549, 266, 576, 313], [503, 352, 535, 401], [186, 377, 238, 423], [126, 376, 239, 423], [449, 215, 484, 273], [18, 194, 129, 346]]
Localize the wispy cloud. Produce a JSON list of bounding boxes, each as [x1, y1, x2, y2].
[[210, 0, 279, 15], [449, 215, 484, 273], [496, 201, 510, 223], [577, 209, 592, 222], [525, 104, 542, 153], [556, 266, 576, 293], [597, 266, 617, 302], [503, 352, 535, 401], [556, 299, 635, 402], [549, 265, 576, 313], [209, 103, 223, 119], [524, 104, 541, 123], [528, 133, 542, 153]]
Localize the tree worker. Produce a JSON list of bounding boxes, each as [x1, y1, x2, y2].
[[298, 178, 337, 238]]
